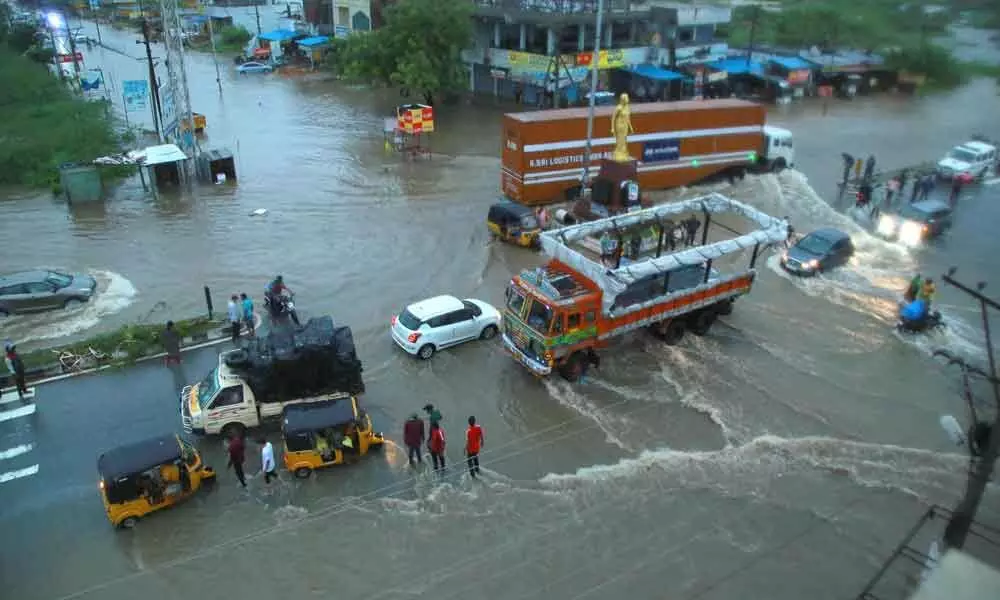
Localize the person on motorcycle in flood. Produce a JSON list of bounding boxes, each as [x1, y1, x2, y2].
[[265, 276, 301, 326], [900, 297, 929, 326], [917, 278, 936, 308]]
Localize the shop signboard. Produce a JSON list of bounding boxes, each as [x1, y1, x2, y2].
[[123, 79, 148, 112], [786, 69, 810, 84], [641, 139, 680, 163], [576, 48, 626, 70]]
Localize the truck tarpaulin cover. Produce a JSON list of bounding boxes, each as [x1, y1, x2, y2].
[[234, 316, 364, 401]]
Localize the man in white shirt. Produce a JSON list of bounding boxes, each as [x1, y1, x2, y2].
[[259, 437, 277, 484], [227, 295, 241, 344]]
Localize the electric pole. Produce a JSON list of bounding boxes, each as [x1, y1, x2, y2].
[[580, 0, 605, 191], [206, 15, 223, 94], [254, 1, 262, 36], [940, 268, 1000, 550], [139, 18, 163, 141]]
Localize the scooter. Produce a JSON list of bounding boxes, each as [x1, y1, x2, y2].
[[896, 310, 944, 334]]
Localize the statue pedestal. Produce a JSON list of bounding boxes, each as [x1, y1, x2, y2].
[[597, 158, 637, 183]]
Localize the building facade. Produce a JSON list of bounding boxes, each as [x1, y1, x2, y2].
[[463, 1, 732, 103], [303, 0, 372, 36]]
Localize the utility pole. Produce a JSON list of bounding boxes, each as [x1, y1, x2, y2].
[[65, 19, 81, 78], [745, 4, 759, 67], [254, 1, 262, 36], [206, 15, 223, 94], [139, 18, 164, 141], [940, 268, 1000, 550], [580, 0, 605, 191]]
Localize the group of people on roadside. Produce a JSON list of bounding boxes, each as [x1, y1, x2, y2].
[[225, 431, 278, 488], [227, 292, 257, 343], [403, 404, 485, 478], [900, 273, 937, 324]]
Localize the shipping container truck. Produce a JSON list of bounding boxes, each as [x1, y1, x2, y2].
[[500, 193, 788, 381], [500, 99, 794, 206]]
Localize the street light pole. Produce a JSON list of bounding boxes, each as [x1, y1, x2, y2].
[[580, 0, 605, 192], [940, 269, 1000, 550], [139, 18, 164, 141]]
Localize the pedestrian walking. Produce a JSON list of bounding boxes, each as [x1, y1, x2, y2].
[[885, 176, 900, 207], [898, 169, 910, 198], [428, 422, 446, 472], [909, 175, 921, 203], [227, 294, 241, 343], [423, 403, 442, 427], [260, 436, 278, 484], [784, 216, 796, 248], [403, 413, 425, 466], [840, 153, 854, 185], [863, 155, 876, 181], [919, 175, 934, 201], [3, 343, 28, 400], [465, 416, 484, 479], [227, 432, 247, 487], [162, 320, 182, 365], [240, 293, 255, 337], [683, 216, 700, 247]]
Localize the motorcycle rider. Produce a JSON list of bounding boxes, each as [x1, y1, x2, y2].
[[264, 275, 300, 325]]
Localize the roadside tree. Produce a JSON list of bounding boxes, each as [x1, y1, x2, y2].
[[330, 0, 472, 105]]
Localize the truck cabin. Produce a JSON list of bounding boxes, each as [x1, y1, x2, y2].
[[505, 264, 600, 349]]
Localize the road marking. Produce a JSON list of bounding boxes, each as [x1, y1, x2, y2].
[[0, 388, 36, 405], [0, 444, 33, 460], [0, 404, 37, 423], [984, 177, 1000, 186], [0, 464, 39, 483]]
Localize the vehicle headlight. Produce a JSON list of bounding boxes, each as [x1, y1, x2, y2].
[[877, 215, 897, 236], [804, 259, 819, 270], [898, 221, 924, 246], [780, 251, 788, 262]]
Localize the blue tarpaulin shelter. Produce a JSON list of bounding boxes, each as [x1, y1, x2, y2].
[[628, 64, 688, 82], [259, 29, 297, 42], [769, 56, 815, 71], [296, 36, 330, 48], [707, 58, 765, 76]]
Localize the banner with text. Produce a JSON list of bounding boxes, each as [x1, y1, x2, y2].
[[641, 139, 680, 163], [122, 79, 148, 112]]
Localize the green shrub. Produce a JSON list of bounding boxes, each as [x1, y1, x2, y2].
[[219, 25, 251, 48]]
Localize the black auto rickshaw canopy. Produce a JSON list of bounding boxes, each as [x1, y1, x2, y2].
[[488, 201, 538, 229], [282, 398, 356, 435], [98, 434, 182, 482]]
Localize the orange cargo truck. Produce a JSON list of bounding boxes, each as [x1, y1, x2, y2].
[[500, 99, 795, 206], [500, 193, 788, 381]]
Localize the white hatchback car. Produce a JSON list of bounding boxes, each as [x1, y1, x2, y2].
[[391, 295, 501, 359]]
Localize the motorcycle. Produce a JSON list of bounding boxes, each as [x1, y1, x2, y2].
[[265, 292, 301, 326], [896, 309, 944, 334]]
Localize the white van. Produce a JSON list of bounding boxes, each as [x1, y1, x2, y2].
[[936, 141, 997, 180]]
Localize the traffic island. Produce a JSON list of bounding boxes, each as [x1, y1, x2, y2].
[[8, 316, 230, 384]]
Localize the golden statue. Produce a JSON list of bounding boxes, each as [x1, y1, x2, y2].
[[611, 93, 635, 163]]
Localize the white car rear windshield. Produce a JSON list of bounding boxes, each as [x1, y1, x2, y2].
[[398, 309, 422, 330]]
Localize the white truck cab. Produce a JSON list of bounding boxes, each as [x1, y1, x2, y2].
[[762, 125, 795, 171], [180, 351, 351, 437], [937, 141, 997, 180]]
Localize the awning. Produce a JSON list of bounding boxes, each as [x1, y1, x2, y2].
[[628, 64, 688, 82], [138, 144, 188, 166], [296, 36, 330, 48], [769, 56, 815, 71], [707, 58, 764, 76], [259, 29, 297, 42]]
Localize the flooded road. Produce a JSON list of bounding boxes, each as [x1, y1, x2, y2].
[[1, 21, 1000, 600]]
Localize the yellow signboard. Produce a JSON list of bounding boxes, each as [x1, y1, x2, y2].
[[507, 51, 551, 71], [576, 49, 627, 70]]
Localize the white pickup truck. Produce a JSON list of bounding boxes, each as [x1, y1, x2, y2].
[[181, 316, 365, 437], [936, 140, 997, 180], [180, 351, 355, 437]]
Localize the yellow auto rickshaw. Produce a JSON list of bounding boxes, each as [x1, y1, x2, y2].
[[97, 434, 216, 529], [487, 200, 541, 248], [180, 112, 207, 134], [282, 396, 384, 478]]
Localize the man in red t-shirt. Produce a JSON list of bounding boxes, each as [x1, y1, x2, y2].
[[465, 416, 484, 478]]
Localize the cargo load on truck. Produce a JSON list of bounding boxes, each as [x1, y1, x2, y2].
[[500, 98, 794, 207], [501, 193, 788, 381], [224, 316, 365, 401]]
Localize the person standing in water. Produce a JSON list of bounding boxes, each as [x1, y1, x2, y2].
[[428, 422, 446, 472], [465, 416, 484, 479]]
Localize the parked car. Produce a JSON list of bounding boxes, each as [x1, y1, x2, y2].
[[936, 140, 997, 180], [0, 270, 97, 317], [236, 61, 273, 74], [780, 228, 854, 276], [391, 295, 501, 359], [876, 199, 952, 246]]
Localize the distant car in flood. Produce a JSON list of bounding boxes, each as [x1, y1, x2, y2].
[[780, 228, 854, 277], [0, 270, 97, 317], [236, 61, 273, 74], [876, 200, 952, 247]]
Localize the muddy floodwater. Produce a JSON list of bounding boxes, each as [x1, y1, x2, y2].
[[1, 21, 999, 600]]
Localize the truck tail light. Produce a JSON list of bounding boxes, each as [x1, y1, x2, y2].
[[407, 332, 421, 343], [391, 315, 397, 326]]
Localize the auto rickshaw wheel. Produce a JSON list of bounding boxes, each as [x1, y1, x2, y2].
[[119, 516, 139, 529], [294, 467, 312, 479]]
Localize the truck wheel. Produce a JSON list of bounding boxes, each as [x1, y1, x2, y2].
[[715, 299, 734, 316], [221, 422, 246, 440], [119, 516, 139, 529], [558, 352, 588, 382], [653, 319, 686, 345], [294, 467, 312, 479], [224, 349, 250, 368], [771, 158, 787, 173], [688, 310, 717, 336]]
